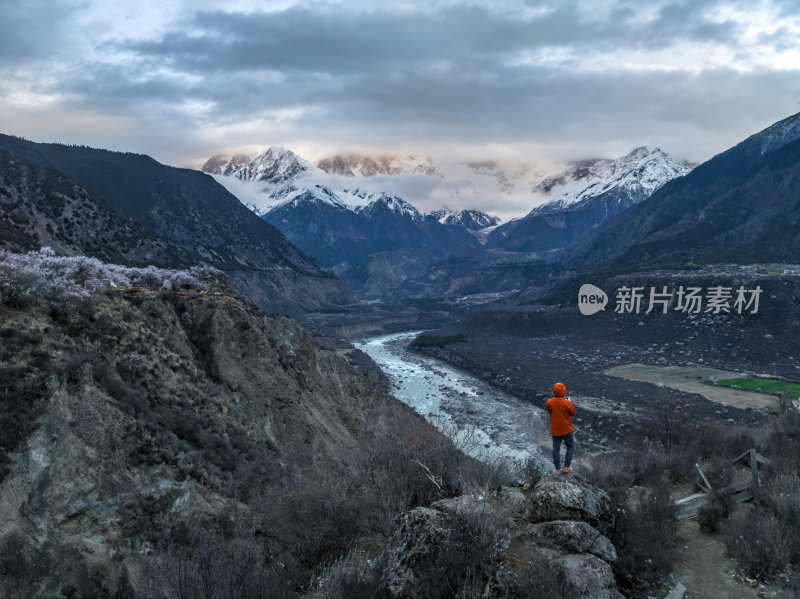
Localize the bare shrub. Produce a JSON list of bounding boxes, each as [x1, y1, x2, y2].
[[760, 473, 800, 565], [698, 490, 734, 533], [723, 509, 792, 577], [311, 552, 387, 599], [517, 454, 544, 488], [443, 507, 509, 595], [384, 506, 508, 599], [607, 482, 679, 593], [140, 525, 278, 599], [719, 416, 800, 577], [359, 406, 498, 533]]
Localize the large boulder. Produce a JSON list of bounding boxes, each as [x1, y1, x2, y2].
[[527, 520, 617, 563], [526, 476, 613, 533], [431, 493, 492, 519], [379, 507, 455, 598], [378, 476, 622, 599], [497, 485, 526, 515], [501, 543, 623, 599], [542, 547, 624, 599]]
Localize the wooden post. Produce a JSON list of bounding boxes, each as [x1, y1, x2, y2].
[[749, 448, 759, 492], [696, 463, 712, 492]]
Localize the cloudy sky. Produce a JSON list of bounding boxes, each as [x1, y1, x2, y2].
[[2, 0, 798, 177]]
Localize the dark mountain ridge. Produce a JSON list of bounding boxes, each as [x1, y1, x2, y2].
[[567, 112, 800, 270], [0, 149, 177, 265], [262, 186, 482, 298], [0, 134, 352, 313]]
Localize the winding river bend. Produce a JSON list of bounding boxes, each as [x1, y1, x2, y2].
[[355, 332, 551, 471]]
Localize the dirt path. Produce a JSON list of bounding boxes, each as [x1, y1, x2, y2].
[[605, 363, 778, 411], [669, 515, 768, 599]]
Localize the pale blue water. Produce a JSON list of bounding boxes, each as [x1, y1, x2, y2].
[[355, 331, 550, 471]]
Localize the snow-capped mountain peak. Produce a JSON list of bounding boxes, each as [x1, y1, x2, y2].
[[350, 190, 423, 221], [202, 146, 319, 183], [430, 209, 500, 230], [527, 146, 690, 217]]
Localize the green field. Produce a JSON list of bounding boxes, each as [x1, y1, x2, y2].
[[717, 377, 800, 397]]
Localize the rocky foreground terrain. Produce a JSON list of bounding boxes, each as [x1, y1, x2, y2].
[[378, 474, 622, 599], [0, 254, 630, 598]]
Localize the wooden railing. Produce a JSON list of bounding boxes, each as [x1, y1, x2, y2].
[[675, 448, 774, 520]]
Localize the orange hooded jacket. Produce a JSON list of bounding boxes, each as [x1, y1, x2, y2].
[[546, 382, 576, 436]]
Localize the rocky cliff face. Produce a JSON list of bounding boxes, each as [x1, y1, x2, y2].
[[0, 274, 433, 596]]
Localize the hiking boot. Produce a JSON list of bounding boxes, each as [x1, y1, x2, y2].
[[552, 469, 561, 475], [561, 466, 573, 473]]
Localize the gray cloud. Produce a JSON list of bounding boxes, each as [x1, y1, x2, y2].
[[124, 1, 742, 76], [1, 0, 798, 196], [0, 0, 80, 62]]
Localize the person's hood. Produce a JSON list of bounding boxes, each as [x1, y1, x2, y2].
[[553, 382, 567, 397]]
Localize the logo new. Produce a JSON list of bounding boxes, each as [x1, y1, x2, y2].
[[578, 284, 608, 315]]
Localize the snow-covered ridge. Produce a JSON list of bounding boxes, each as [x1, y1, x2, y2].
[[527, 147, 691, 217], [430, 209, 500, 230], [354, 192, 423, 221], [203, 143, 692, 223], [262, 185, 423, 219], [259, 185, 502, 231], [266, 184, 349, 211]]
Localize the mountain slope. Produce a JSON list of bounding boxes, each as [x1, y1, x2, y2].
[[569, 112, 800, 269], [0, 149, 176, 265], [262, 186, 481, 280], [0, 255, 471, 595], [0, 134, 352, 312], [487, 148, 690, 252]]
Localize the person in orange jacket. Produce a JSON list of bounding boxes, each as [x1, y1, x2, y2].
[[546, 382, 576, 474]]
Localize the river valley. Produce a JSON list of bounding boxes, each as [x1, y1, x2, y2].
[[354, 331, 552, 475]]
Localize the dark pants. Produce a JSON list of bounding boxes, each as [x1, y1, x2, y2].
[[552, 432, 574, 470]]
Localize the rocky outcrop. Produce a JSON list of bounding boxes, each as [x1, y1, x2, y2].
[[380, 508, 456, 598], [525, 477, 614, 533], [378, 476, 623, 599], [526, 520, 617, 563]]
